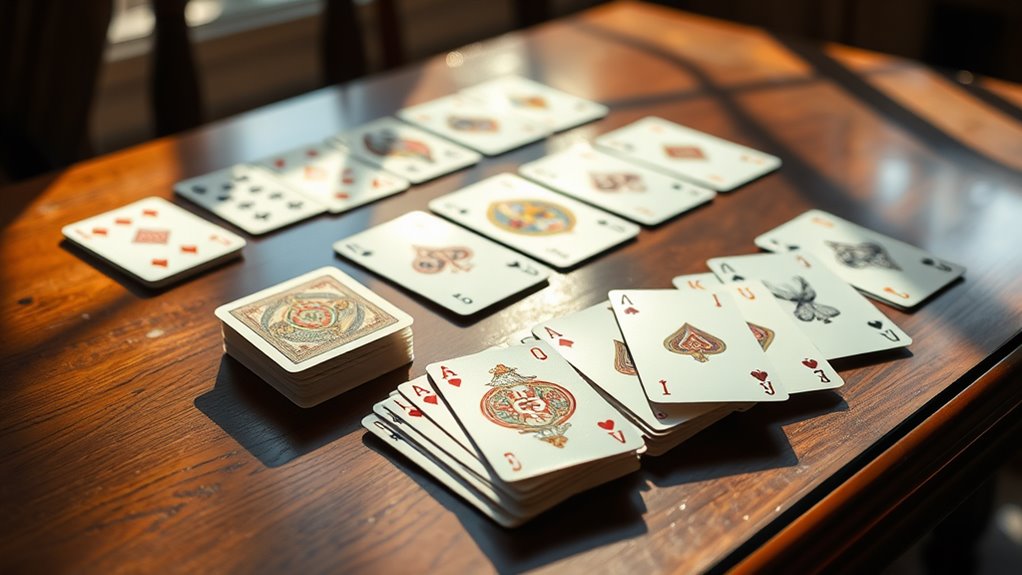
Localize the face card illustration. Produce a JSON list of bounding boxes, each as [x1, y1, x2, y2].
[[334, 211, 550, 316], [672, 275, 843, 393], [595, 116, 781, 192], [336, 117, 481, 183], [62, 196, 246, 287], [532, 302, 727, 431], [426, 342, 644, 483], [519, 143, 715, 225], [257, 142, 409, 213], [428, 173, 639, 269], [460, 75, 608, 133], [397, 93, 549, 156], [609, 289, 789, 403], [174, 164, 327, 234], [754, 209, 966, 309], [215, 266, 413, 372], [706, 252, 912, 359]]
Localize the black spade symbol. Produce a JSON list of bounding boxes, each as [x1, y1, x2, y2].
[[868, 320, 882, 329]]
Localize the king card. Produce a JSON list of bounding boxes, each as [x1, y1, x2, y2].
[[397, 93, 549, 156], [609, 289, 790, 403], [336, 117, 481, 184], [754, 209, 966, 309], [428, 173, 639, 269], [519, 143, 715, 225], [62, 196, 246, 288], [425, 342, 644, 483], [215, 267, 413, 373], [672, 275, 843, 393], [174, 164, 327, 234], [460, 75, 608, 133], [334, 211, 550, 316], [257, 142, 409, 213], [706, 252, 912, 359], [595, 116, 781, 192]]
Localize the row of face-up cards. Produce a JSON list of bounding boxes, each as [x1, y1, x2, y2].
[[214, 267, 414, 407]]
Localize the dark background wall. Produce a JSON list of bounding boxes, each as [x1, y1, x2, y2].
[[654, 0, 1022, 82]]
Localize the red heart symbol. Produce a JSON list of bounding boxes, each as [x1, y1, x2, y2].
[[624, 307, 639, 315], [802, 358, 818, 369], [598, 419, 615, 430], [447, 378, 461, 387], [151, 258, 168, 268], [142, 209, 158, 217], [424, 395, 438, 405], [180, 245, 198, 254], [115, 218, 132, 225], [751, 370, 768, 381], [408, 408, 423, 417], [558, 338, 573, 348], [92, 227, 108, 236]]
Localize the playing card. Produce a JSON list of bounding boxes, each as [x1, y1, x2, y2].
[[426, 342, 644, 483], [595, 116, 781, 192], [214, 266, 413, 373], [706, 252, 912, 359], [174, 164, 327, 234], [397, 93, 549, 156], [532, 302, 727, 431], [609, 289, 789, 403], [256, 142, 409, 213], [335, 117, 481, 184], [62, 196, 246, 288], [519, 143, 715, 226], [672, 275, 843, 393], [754, 209, 966, 309], [460, 75, 608, 133], [334, 211, 550, 316], [428, 173, 639, 269]]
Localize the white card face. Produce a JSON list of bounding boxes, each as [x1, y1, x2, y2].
[[609, 289, 789, 403], [361, 414, 522, 528], [62, 197, 246, 287], [397, 376, 475, 452], [672, 276, 843, 393], [518, 143, 715, 226], [397, 93, 549, 156], [595, 116, 781, 192], [428, 173, 639, 269], [334, 211, 550, 316], [257, 142, 409, 213], [532, 302, 725, 431], [426, 341, 644, 483], [337, 117, 481, 184], [754, 209, 966, 309], [214, 266, 413, 373], [460, 75, 608, 133], [174, 164, 327, 234], [706, 252, 912, 359]]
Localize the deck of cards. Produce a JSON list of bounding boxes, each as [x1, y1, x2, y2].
[[215, 267, 413, 407], [365, 342, 644, 527]]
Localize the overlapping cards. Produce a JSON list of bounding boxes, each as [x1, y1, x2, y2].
[[215, 267, 413, 407]]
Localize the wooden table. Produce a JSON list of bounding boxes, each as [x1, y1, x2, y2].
[[3, 2, 1021, 573]]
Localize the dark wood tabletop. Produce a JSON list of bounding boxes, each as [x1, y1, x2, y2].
[[3, 2, 1022, 573]]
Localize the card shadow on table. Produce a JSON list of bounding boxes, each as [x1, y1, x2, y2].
[[642, 390, 848, 486], [362, 434, 649, 575], [195, 355, 410, 468]]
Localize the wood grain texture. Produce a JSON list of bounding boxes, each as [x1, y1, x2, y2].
[[2, 2, 1021, 573]]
